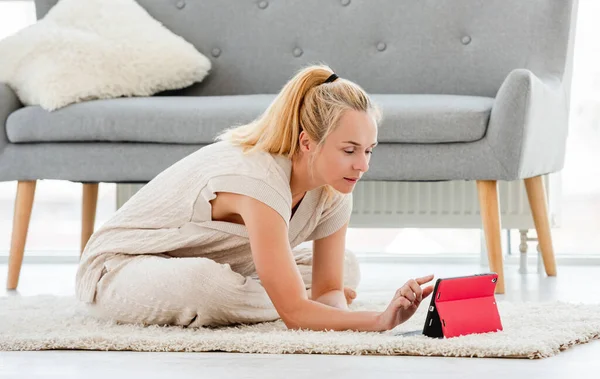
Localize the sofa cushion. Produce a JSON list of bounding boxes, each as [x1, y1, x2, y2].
[[6, 94, 493, 144]]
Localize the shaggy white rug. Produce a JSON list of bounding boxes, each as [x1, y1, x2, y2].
[[1, 295, 599, 359]]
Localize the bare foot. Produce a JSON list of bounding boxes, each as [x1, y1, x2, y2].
[[307, 287, 357, 304], [344, 287, 357, 305]]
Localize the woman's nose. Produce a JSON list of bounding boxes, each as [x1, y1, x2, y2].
[[354, 155, 369, 172]]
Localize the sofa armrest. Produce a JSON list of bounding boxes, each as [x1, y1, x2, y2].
[[486, 69, 569, 180], [0, 82, 23, 152]]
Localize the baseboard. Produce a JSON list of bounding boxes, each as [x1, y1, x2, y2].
[[0, 255, 80, 264]]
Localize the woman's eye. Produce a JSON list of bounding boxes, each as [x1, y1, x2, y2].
[[345, 150, 373, 155]]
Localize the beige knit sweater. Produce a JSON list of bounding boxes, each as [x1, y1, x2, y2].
[[75, 141, 353, 303]]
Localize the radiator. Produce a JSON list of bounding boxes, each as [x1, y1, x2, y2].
[[116, 174, 560, 230], [348, 175, 560, 229]]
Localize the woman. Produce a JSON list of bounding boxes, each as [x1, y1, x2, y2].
[[75, 64, 435, 332]]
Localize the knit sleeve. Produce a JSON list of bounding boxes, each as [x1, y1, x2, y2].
[[307, 191, 353, 241], [193, 173, 292, 226]]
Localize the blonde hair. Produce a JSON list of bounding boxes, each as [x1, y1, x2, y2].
[[216, 63, 382, 198]]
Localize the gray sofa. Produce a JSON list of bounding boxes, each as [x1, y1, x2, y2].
[[2, 0, 579, 294]]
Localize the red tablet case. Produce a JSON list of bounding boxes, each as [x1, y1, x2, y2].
[[425, 273, 503, 338]]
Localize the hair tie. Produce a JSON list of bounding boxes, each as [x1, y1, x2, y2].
[[323, 73, 339, 84]]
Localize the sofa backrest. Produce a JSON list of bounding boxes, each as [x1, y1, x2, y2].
[[35, 0, 577, 98]]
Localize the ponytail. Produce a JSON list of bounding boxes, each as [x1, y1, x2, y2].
[[216, 64, 338, 158]]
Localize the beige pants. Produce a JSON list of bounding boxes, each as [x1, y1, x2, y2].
[[88, 248, 361, 328]]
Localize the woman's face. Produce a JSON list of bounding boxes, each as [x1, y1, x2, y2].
[[313, 110, 378, 194]]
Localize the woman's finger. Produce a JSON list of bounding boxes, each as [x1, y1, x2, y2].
[[400, 286, 416, 302], [415, 274, 435, 285], [406, 279, 423, 303], [394, 288, 403, 300], [422, 285, 434, 299], [395, 296, 412, 310]]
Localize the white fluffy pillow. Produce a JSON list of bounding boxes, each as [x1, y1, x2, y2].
[[0, 0, 211, 111]]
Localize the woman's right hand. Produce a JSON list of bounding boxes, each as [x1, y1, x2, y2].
[[376, 274, 435, 331]]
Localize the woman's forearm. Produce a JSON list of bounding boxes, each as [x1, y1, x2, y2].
[[283, 299, 383, 332]]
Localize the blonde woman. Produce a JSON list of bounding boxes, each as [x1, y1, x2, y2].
[[75, 64, 435, 332]]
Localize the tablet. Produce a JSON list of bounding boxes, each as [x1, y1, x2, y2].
[[422, 272, 503, 338]]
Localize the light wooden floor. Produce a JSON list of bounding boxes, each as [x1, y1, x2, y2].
[[1, 260, 600, 379]]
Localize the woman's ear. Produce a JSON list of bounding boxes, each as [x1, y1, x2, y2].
[[299, 131, 313, 153]]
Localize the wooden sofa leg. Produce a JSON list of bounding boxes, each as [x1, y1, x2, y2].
[[81, 183, 99, 255], [7, 180, 37, 290], [524, 176, 557, 276], [476, 180, 505, 294]]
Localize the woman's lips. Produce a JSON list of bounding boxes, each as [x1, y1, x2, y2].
[[344, 177, 358, 183]]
